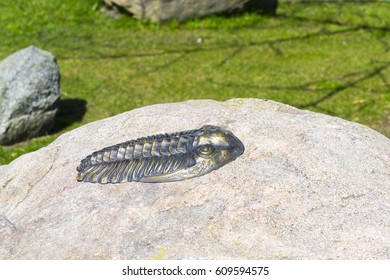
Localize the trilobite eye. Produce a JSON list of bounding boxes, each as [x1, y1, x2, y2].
[[196, 145, 215, 158]]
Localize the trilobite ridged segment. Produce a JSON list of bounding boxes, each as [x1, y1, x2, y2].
[[79, 153, 192, 184], [76, 128, 200, 184]]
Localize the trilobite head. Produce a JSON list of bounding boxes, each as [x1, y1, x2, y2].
[[76, 125, 244, 184], [188, 125, 245, 177]]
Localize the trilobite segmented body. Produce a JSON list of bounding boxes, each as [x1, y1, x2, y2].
[[76, 125, 244, 184]]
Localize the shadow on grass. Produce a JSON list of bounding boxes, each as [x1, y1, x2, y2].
[[300, 61, 390, 109], [209, 59, 390, 116], [52, 98, 87, 133], [118, 24, 389, 101], [224, 0, 279, 16], [51, 2, 388, 62], [49, 2, 389, 122]]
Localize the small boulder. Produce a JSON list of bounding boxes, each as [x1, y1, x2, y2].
[[102, 0, 278, 23], [0, 46, 60, 145]]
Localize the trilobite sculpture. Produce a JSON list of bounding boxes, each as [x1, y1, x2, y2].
[[76, 125, 245, 184]]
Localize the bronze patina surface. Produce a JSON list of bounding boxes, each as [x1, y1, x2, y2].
[[76, 125, 244, 184]]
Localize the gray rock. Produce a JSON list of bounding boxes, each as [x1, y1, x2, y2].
[[102, 0, 276, 23], [0, 98, 389, 259], [0, 46, 60, 145]]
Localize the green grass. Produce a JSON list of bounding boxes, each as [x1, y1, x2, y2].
[[1, 0, 389, 165]]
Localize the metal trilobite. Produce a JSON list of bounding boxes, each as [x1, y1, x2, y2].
[[76, 125, 245, 184]]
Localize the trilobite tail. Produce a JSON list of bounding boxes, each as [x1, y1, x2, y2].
[[76, 173, 83, 182], [76, 152, 194, 184]]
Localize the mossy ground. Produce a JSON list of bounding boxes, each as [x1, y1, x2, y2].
[[0, 0, 389, 164]]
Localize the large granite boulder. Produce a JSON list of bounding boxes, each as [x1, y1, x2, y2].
[[0, 46, 60, 145], [102, 0, 278, 23], [0, 99, 389, 259]]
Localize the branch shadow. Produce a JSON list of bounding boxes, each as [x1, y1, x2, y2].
[[300, 62, 390, 109], [209, 59, 390, 116], [127, 52, 189, 79], [276, 6, 390, 32], [44, 1, 388, 63], [51, 98, 87, 133], [30, 1, 388, 121], [57, 25, 364, 61]]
